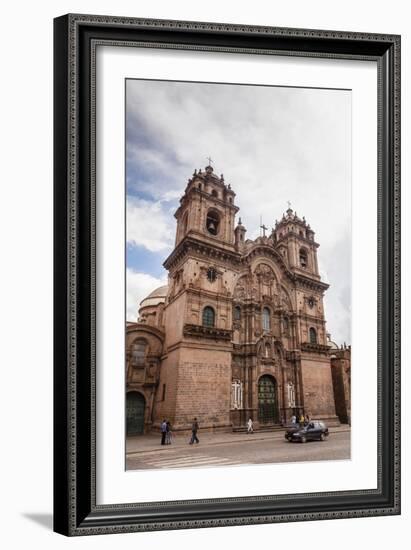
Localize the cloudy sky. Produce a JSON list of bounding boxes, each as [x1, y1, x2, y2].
[[126, 79, 351, 345]]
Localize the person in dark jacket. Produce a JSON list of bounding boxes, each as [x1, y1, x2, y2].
[[160, 419, 167, 445], [189, 418, 200, 444]]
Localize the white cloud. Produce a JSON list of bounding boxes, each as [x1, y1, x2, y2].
[[126, 196, 175, 252], [126, 269, 167, 322], [321, 230, 352, 344]]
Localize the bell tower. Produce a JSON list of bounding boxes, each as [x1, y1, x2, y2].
[[174, 164, 239, 249], [273, 206, 320, 278], [157, 163, 240, 433]]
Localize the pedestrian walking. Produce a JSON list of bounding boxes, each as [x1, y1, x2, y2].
[[290, 414, 296, 425], [189, 417, 200, 444], [165, 421, 172, 445], [299, 413, 305, 426], [304, 414, 310, 426], [160, 419, 167, 445], [247, 417, 254, 434]]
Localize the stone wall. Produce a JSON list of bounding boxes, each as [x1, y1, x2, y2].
[[331, 349, 351, 424], [301, 354, 339, 425]]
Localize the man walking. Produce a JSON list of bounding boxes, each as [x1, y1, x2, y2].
[[160, 419, 167, 445], [247, 417, 254, 434], [189, 417, 200, 444]]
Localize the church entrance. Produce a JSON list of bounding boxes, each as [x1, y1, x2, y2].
[[258, 375, 279, 424], [126, 392, 145, 435]]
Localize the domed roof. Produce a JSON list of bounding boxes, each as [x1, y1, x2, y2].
[[147, 285, 168, 299], [139, 284, 168, 309], [326, 333, 339, 350]]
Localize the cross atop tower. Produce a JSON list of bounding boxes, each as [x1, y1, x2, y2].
[[260, 215, 268, 237], [206, 156, 213, 166]]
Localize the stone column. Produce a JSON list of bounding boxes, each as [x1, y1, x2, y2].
[[244, 364, 249, 409], [294, 352, 304, 415]]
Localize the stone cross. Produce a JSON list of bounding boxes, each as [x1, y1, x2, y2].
[[260, 222, 268, 237], [206, 156, 213, 166]]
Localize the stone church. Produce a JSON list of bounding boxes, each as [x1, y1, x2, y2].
[[126, 164, 351, 435]]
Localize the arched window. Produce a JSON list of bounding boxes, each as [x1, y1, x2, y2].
[[234, 305, 241, 321], [309, 327, 317, 344], [211, 189, 218, 198], [202, 306, 215, 327], [206, 209, 220, 235], [299, 248, 308, 268], [262, 307, 271, 331], [131, 338, 147, 367]]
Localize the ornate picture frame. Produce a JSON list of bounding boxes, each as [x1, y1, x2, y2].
[[53, 14, 400, 536]]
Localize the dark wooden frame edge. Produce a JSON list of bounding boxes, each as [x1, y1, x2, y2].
[[53, 13, 401, 536]]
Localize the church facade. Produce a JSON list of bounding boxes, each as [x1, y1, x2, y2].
[[126, 164, 350, 435]]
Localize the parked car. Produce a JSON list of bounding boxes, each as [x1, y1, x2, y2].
[[285, 421, 329, 443]]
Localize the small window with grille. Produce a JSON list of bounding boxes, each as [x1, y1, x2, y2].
[[262, 307, 271, 331]]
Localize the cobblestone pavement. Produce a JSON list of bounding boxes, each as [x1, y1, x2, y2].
[[126, 430, 351, 470]]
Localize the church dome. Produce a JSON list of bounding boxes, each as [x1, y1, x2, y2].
[[139, 285, 168, 309], [326, 333, 339, 350]]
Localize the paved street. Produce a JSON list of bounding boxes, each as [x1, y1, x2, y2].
[[126, 429, 350, 470]]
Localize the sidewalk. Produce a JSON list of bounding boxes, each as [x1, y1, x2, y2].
[[126, 425, 351, 455]]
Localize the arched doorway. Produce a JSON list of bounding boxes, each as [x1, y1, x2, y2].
[[126, 392, 145, 435], [258, 375, 279, 424]]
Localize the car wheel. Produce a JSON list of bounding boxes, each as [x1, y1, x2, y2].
[[320, 433, 325, 441], [301, 436, 307, 443]]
